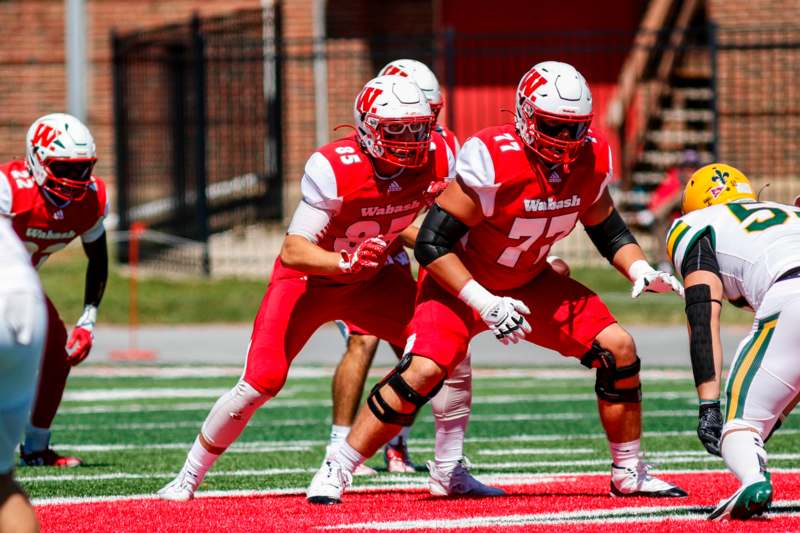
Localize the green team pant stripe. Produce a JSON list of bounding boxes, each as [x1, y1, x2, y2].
[[667, 222, 690, 261], [726, 314, 780, 422]]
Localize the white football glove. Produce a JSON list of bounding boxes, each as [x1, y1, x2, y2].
[[458, 280, 532, 345], [629, 260, 684, 299]]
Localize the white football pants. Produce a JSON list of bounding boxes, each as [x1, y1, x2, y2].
[[0, 290, 46, 473], [723, 277, 800, 439]]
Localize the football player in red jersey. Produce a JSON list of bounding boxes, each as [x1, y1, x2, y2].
[[325, 59, 475, 478], [0, 113, 109, 467], [159, 74, 499, 501], [308, 61, 688, 504]]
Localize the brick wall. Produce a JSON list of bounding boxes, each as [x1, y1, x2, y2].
[[708, 0, 800, 189], [0, 0, 261, 203]]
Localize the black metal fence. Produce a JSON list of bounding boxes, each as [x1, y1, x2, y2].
[[112, 7, 800, 274], [113, 8, 283, 272]]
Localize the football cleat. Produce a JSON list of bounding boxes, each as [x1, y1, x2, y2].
[[307, 460, 352, 505], [427, 458, 506, 497], [610, 462, 688, 498], [708, 473, 773, 521], [19, 446, 82, 468], [354, 463, 378, 476], [384, 437, 418, 473], [323, 445, 376, 476], [157, 466, 201, 502]]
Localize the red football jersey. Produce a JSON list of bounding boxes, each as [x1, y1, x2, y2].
[[280, 132, 453, 284], [436, 124, 460, 156], [0, 160, 108, 268], [455, 124, 612, 291]]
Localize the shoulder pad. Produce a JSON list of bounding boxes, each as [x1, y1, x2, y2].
[[315, 137, 373, 195]]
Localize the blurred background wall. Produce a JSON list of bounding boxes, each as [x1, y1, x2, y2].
[[1, 0, 798, 275]]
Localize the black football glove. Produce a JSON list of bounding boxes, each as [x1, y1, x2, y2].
[[698, 401, 723, 456]]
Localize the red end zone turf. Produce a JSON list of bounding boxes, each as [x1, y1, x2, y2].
[[36, 472, 800, 532]]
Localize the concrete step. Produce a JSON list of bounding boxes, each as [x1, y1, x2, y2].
[[672, 87, 713, 100], [660, 108, 714, 122], [631, 171, 666, 185], [641, 150, 715, 168], [647, 129, 714, 145], [615, 189, 651, 206]]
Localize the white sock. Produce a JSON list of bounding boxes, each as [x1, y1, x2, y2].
[[329, 425, 350, 447], [24, 424, 51, 453], [183, 436, 220, 488], [721, 430, 767, 486], [333, 441, 366, 474], [388, 425, 411, 447], [432, 354, 472, 474], [609, 439, 640, 469]]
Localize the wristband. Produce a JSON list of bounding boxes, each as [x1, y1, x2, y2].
[[627, 259, 655, 282], [457, 279, 495, 313], [76, 304, 98, 331]]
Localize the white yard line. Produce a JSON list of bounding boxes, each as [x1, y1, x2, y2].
[[70, 365, 695, 380], [478, 448, 595, 456], [59, 389, 695, 407], [48, 428, 800, 453]]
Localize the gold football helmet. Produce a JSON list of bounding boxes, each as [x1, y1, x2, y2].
[[681, 163, 756, 214]]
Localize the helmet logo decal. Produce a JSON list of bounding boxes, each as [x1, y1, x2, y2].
[[518, 69, 547, 101], [380, 65, 408, 77], [356, 87, 383, 114], [31, 124, 60, 150], [709, 168, 730, 199]]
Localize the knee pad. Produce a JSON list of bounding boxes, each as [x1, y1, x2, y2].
[[367, 354, 445, 426], [432, 355, 472, 422], [201, 379, 270, 449], [581, 342, 641, 403]]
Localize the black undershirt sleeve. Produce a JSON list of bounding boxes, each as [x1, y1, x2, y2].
[[681, 233, 720, 279]]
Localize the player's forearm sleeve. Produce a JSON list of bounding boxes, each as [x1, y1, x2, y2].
[[583, 208, 638, 263], [415, 204, 469, 266], [685, 284, 720, 387], [83, 234, 108, 308]]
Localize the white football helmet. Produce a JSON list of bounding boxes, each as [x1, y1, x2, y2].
[[379, 59, 443, 122], [353, 75, 434, 168], [26, 113, 97, 201], [514, 61, 593, 166]]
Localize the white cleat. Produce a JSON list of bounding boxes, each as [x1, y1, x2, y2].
[[157, 466, 200, 502], [610, 462, 688, 498], [307, 460, 352, 505], [427, 458, 506, 497]]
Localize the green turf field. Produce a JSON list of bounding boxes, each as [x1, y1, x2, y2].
[[19, 365, 799, 501], [39, 248, 752, 325]]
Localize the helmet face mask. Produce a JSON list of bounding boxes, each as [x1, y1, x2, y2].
[[515, 62, 593, 167], [376, 116, 434, 167], [354, 75, 434, 168], [26, 113, 96, 202], [42, 157, 97, 201]]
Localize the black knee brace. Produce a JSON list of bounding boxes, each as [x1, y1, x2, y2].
[[581, 342, 642, 403], [366, 354, 445, 425]]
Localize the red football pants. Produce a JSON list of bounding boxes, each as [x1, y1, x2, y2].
[[30, 296, 70, 429], [409, 266, 618, 373], [243, 262, 417, 395]]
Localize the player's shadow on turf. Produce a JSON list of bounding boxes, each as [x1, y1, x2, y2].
[[492, 491, 601, 499], [371, 465, 428, 473]]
